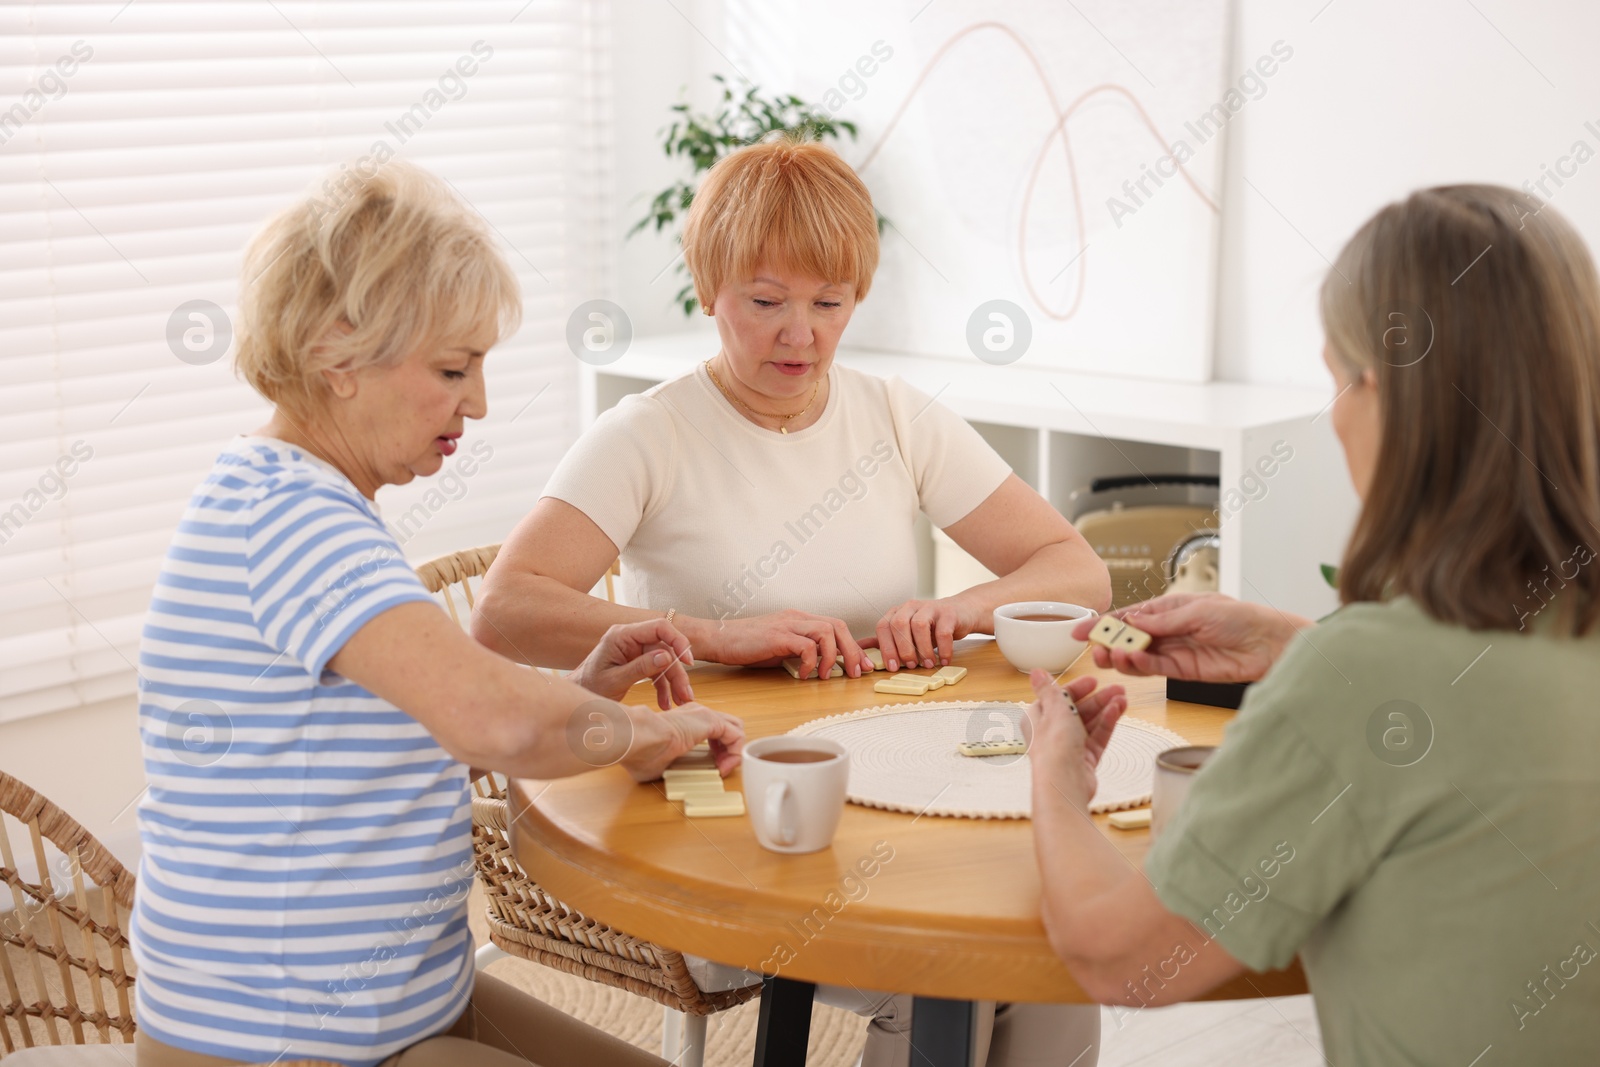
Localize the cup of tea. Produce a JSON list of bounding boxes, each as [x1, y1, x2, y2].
[[742, 736, 850, 854], [993, 601, 1097, 673], [1150, 745, 1216, 841]]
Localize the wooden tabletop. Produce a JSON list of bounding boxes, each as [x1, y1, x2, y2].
[[509, 638, 1307, 1004]]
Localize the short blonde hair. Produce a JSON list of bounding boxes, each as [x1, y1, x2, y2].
[[1321, 184, 1600, 634], [235, 158, 521, 412], [681, 137, 879, 307]]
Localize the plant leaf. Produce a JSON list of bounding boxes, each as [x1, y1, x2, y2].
[[626, 73, 895, 306]]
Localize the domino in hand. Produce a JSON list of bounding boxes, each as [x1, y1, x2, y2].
[[1088, 616, 1152, 653]]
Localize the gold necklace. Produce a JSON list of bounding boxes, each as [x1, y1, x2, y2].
[[704, 360, 822, 434]]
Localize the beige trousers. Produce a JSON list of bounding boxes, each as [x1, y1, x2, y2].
[[133, 970, 669, 1067], [134, 974, 1099, 1067]]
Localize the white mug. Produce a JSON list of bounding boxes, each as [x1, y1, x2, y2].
[[742, 736, 850, 854], [992, 601, 1096, 673], [1150, 745, 1216, 841]]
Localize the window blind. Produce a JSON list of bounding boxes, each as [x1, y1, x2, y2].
[[0, 0, 613, 723]]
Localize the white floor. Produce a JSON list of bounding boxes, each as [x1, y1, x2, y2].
[[1098, 996, 1325, 1067]]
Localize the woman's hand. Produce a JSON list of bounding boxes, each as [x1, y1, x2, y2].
[[1024, 670, 1127, 810], [1071, 593, 1313, 683], [569, 618, 695, 709], [868, 597, 980, 671], [689, 609, 874, 679], [622, 703, 745, 783]]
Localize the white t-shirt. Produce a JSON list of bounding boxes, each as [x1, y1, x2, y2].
[[541, 361, 1012, 635]]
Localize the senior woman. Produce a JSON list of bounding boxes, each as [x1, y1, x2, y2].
[[130, 160, 743, 1067], [475, 137, 1111, 1066], [1027, 185, 1600, 1064], [474, 136, 1110, 684]]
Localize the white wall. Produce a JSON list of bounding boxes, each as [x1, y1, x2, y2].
[[0, 694, 144, 868], [609, 0, 730, 340], [1215, 0, 1600, 386], [612, 0, 1600, 389]]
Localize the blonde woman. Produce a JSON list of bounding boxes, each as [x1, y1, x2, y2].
[[1028, 185, 1600, 1064], [130, 160, 742, 1067], [476, 139, 1110, 1065]]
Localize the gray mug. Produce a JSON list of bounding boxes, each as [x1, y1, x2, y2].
[[1150, 745, 1216, 841]]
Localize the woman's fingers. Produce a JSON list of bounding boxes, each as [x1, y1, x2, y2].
[[910, 608, 938, 669], [1029, 668, 1081, 718], [886, 612, 917, 672], [658, 652, 695, 706], [873, 619, 897, 671], [1118, 641, 1195, 677], [1122, 603, 1207, 639], [775, 630, 819, 678], [1025, 671, 1082, 751], [1063, 675, 1101, 701], [831, 620, 868, 677], [652, 616, 695, 663], [1074, 684, 1126, 737], [1081, 694, 1127, 762], [667, 705, 745, 772], [1105, 647, 1166, 677], [1029, 672, 1130, 760], [813, 625, 839, 681], [934, 610, 957, 666], [1057, 676, 1125, 756], [1070, 594, 1206, 640], [1064, 625, 1183, 678], [620, 617, 694, 662], [627, 647, 685, 708], [708, 713, 745, 772]]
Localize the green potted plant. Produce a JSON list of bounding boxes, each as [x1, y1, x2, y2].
[[629, 74, 886, 316]]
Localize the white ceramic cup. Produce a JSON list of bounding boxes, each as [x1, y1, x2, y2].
[[992, 601, 1096, 673], [1150, 745, 1216, 841], [742, 736, 850, 854]]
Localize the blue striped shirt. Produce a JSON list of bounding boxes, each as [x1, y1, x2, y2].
[[131, 437, 473, 1065]]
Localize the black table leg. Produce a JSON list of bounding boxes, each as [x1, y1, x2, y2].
[[909, 996, 979, 1067], [752, 976, 815, 1067]]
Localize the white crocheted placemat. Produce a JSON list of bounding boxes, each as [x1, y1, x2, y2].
[[789, 700, 1189, 819]]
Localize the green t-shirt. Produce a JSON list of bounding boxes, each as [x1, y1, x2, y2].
[[1145, 596, 1600, 1065]]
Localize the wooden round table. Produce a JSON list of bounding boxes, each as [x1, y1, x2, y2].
[[510, 638, 1306, 1065]]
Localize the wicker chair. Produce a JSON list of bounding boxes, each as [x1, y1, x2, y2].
[[0, 771, 135, 1059], [1, 774, 353, 1065], [415, 545, 759, 1067]]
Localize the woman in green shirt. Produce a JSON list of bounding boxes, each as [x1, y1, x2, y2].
[[1029, 184, 1600, 1065]]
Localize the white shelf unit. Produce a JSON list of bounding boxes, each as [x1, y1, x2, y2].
[[580, 331, 1359, 620]]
